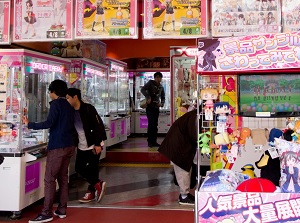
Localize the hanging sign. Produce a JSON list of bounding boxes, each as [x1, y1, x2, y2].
[[75, 0, 138, 39], [0, 1, 10, 44], [13, 0, 73, 42], [143, 0, 208, 39], [211, 0, 281, 37], [197, 32, 300, 72]]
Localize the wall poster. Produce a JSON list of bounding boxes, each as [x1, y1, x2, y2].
[[0, 0, 10, 44], [75, 0, 138, 39], [211, 0, 281, 37], [13, 0, 73, 42], [282, 0, 300, 33], [143, 0, 208, 39]]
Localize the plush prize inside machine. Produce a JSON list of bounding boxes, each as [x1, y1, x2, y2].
[[196, 71, 300, 222]]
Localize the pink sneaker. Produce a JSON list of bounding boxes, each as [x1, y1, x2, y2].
[[94, 181, 106, 202], [78, 191, 95, 203]]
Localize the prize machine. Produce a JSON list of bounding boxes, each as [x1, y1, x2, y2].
[[0, 49, 70, 218], [105, 58, 129, 147], [133, 71, 171, 134], [170, 46, 210, 167], [69, 58, 108, 160]]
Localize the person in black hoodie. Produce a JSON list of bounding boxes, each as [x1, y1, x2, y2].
[[158, 108, 200, 206], [66, 88, 107, 203]]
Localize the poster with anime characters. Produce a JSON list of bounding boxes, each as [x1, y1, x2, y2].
[[282, 0, 300, 32], [13, 0, 73, 42], [0, 1, 10, 44], [143, 0, 208, 39], [75, 0, 138, 39], [212, 0, 281, 37]]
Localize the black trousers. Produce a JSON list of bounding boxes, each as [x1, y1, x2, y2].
[[75, 148, 101, 192], [146, 106, 159, 144]]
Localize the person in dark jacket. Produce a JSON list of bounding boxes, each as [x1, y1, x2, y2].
[[141, 72, 165, 147], [23, 79, 76, 223], [66, 88, 107, 203], [158, 109, 199, 206]]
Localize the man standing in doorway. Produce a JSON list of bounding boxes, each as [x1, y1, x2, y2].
[[141, 72, 165, 147], [66, 88, 107, 203]]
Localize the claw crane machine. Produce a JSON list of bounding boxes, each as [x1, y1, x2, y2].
[[69, 58, 108, 160], [106, 58, 129, 147], [170, 46, 210, 168], [134, 70, 171, 134], [0, 49, 70, 218]]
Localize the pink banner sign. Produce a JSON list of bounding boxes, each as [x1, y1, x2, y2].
[[75, 0, 138, 39], [13, 0, 73, 42], [197, 192, 300, 223], [110, 121, 115, 138], [0, 1, 10, 44], [197, 32, 300, 72], [25, 162, 40, 193]]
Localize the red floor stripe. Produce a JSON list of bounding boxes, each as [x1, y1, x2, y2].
[[111, 191, 180, 206]]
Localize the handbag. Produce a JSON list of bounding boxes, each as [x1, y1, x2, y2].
[[140, 99, 147, 109]]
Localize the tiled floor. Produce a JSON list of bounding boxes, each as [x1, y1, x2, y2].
[[0, 136, 195, 223]]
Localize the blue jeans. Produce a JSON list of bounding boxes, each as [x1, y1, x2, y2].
[[146, 106, 159, 144]]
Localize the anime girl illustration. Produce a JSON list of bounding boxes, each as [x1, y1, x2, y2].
[[92, 0, 105, 32], [281, 151, 300, 193], [0, 2, 4, 34], [49, 0, 66, 30], [198, 39, 221, 71], [24, 0, 36, 37], [214, 102, 230, 133], [161, 0, 175, 32]]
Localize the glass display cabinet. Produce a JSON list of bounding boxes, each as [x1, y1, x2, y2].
[[0, 49, 70, 215], [105, 58, 129, 147], [69, 58, 108, 160], [133, 71, 171, 134], [170, 46, 198, 124]]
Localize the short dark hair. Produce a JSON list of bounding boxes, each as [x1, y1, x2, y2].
[[67, 88, 82, 101], [154, 72, 163, 78], [48, 79, 67, 97]]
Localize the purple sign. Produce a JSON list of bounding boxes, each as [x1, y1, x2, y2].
[[110, 121, 115, 138], [25, 162, 40, 193], [140, 116, 148, 129], [121, 120, 126, 135]]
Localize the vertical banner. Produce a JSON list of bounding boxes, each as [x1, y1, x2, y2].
[[211, 0, 281, 37], [143, 0, 208, 39], [0, 1, 10, 44], [282, 0, 300, 33], [75, 0, 138, 39], [13, 0, 73, 42]]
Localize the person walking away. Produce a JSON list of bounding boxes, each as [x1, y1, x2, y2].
[[23, 80, 76, 223], [141, 72, 165, 147], [66, 88, 107, 203], [158, 109, 200, 205]]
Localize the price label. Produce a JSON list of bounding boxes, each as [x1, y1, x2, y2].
[[46, 30, 66, 39], [109, 28, 129, 36], [180, 27, 200, 35]]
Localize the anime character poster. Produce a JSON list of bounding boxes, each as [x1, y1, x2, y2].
[[75, 0, 138, 39], [197, 32, 300, 72], [143, 0, 208, 39], [13, 0, 73, 42], [212, 0, 281, 37], [282, 0, 300, 33], [0, 1, 10, 44]]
